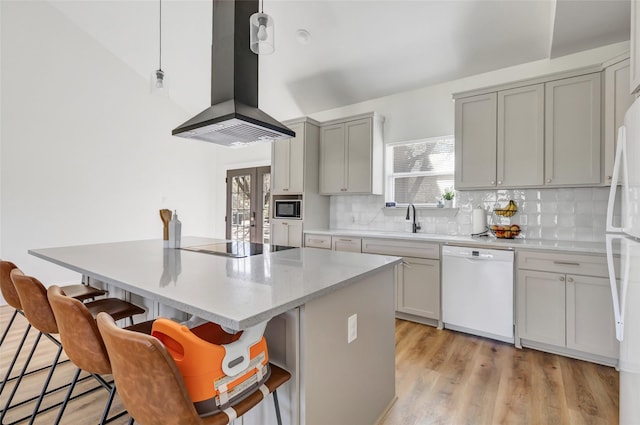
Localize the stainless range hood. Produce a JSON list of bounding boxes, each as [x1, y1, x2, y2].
[[172, 0, 294, 147]]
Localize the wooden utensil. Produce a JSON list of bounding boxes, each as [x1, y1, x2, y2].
[[159, 209, 172, 241]]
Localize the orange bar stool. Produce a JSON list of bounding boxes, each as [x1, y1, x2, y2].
[[0, 261, 106, 401], [2, 270, 145, 425], [97, 312, 291, 425], [47, 285, 154, 425]]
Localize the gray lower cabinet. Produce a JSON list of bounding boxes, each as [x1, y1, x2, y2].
[[362, 238, 440, 326], [517, 269, 566, 346], [271, 219, 303, 247], [396, 257, 440, 320], [516, 250, 619, 364]]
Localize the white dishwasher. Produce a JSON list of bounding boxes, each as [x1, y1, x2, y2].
[[442, 245, 514, 343]]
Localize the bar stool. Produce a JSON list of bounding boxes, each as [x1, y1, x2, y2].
[[97, 312, 292, 425], [2, 269, 146, 425], [47, 285, 154, 425], [0, 261, 106, 402]]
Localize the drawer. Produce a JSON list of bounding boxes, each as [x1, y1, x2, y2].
[[362, 238, 440, 259], [517, 250, 619, 278], [331, 237, 362, 253], [304, 234, 332, 249]]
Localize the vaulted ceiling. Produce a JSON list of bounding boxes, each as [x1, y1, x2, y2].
[[48, 0, 630, 118]]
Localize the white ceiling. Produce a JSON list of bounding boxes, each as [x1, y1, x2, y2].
[[48, 0, 630, 117]]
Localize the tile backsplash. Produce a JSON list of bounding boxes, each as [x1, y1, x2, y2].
[[330, 187, 619, 242]]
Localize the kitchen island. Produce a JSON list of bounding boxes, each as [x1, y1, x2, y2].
[[30, 236, 401, 425]]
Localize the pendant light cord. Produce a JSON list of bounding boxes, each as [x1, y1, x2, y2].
[[260, 0, 264, 13], [158, 0, 162, 71]]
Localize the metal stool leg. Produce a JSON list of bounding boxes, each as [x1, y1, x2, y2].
[[273, 390, 283, 425], [27, 336, 64, 425], [0, 331, 42, 419], [0, 323, 31, 393], [0, 309, 18, 346], [53, 367, 81, 425]]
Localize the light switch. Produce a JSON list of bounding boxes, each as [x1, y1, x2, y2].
[[348, 314, 357, 343]]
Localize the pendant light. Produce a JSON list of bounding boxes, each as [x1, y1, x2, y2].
[[250, 0, 274, 55], [151, 0, 167, 94]]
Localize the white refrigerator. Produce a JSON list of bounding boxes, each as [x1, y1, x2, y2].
[[606, 96, 640, 424]]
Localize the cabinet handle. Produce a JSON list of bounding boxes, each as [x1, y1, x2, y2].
[[497, 181, 502, 185], [338, 238, 352, 242], [283, 188, 289, 191], [283, 222, 288, 226], [491, 180, 496, 185], [546, 178, 552, 183], [559, 276, 565, 282], [567, 277, 574, 283], [553, 261, 580, 266]]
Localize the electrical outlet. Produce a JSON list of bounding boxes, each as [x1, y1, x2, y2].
[[348, 314, 357, 343]]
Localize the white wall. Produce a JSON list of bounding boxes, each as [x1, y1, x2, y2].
[[300, 41, 630, 143], [0, 1, 226, 291]]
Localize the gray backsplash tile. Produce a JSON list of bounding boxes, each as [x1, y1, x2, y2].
[[329, 187, 619, 242]]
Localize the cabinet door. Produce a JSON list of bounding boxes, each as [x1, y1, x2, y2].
[[272, 139, 291, 194], [632, 0, 640, 94], [566, 275, 618, 358], [497, 84, 544, 187], [271, 219, 303, 247], [331, 237, 362, 252], [545, 73, 601, 186], [516, 270, 566, 346], [454, 93, 497, 189], [319, 123, 346, 194], [288, 124, 305, 193], [286, 220, 303, 247], [604, 59, 635, 184], [396, 257, 440, 320], [344, 118, 372, 193]]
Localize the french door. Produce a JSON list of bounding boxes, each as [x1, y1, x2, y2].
[[225, 166, 271, 243]]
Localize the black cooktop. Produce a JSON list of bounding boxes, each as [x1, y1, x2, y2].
[[181, 241, 295, 258]]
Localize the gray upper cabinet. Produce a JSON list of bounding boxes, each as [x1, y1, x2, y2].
[[497, 84, 545, 187], [455, 66, 609, 189], [454, 93, 497, 189], [544, 73, 601, 186], [631, 0, 640, 94], [603, 57, 635, 184], [272, 122, 305, 194], [319, 113, 384, 195]]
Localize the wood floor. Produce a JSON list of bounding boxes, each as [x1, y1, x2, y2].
[[1, 306, 618, 424]]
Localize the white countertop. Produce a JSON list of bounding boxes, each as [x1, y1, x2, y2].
[[29, 237, 401, 330], [304, 229, 610, 254]]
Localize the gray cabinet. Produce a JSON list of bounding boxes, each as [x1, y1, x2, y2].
[[396, 257, 440, 320], [454, 67, 606, 188], [272, 122, 304, 194], [632, 0, 640, 94], [516, 250, 619, 365], [331, 236, 362, 252], [544, 73, 601, 186], [566, 275, 618, 359], [271, 219, 303, 247], [454, 93, 497, 189], [497, 84, 545, 187], [319, 113, 384, 195], [516, 269, 566, 346], [604, 57, 635, 184], [361, 238, 441, 326]]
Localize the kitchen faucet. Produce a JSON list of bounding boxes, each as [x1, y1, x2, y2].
[[406, 203, 421, 233]]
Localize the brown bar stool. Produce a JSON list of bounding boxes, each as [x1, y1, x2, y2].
[[0, 261, 106, 402], [2, 269, 146, 425], [97, 312, 292, 425], [47, 285, 154, 425]]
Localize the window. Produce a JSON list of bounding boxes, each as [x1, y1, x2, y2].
[[385, 136, 454, 205]]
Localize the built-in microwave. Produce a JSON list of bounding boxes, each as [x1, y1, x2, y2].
[[274, 199, 302, 219]]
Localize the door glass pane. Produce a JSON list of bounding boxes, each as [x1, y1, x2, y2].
[[262, 172, 271, 244], [231, 174, 251, 242]]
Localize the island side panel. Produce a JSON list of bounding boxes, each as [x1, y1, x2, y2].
[[300, 266, 396, 425]]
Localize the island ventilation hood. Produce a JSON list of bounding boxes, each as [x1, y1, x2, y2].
[[172, 0, 294, 147]]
